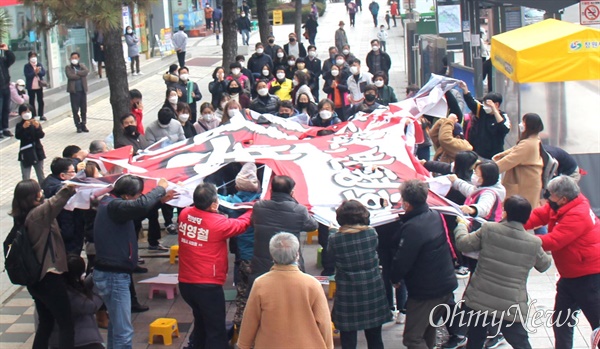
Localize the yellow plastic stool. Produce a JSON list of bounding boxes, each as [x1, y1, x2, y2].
[[169, 245, 179, 264], [332, 322, 340, 338], [149, 318, 179, 345], [328, 279, 336, 299], [306, 230, 318, 244]]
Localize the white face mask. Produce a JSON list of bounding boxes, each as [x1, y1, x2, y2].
[[519, 123, 525, 133], [127, 29, 133, 34], [276, 72, 285, 80], [350, 66, 359, 75], [203, 113, 214, 122], [169, 96, 178, 104], [262, 69, 270, 76], [179, 113, 190, 122], [288, 60, 295, 66], [372, 46, 380, 51], [292, 79, 298, 87], [331, 70, 339, 77], [180, 74, 189, 81], [471, 173, 482, 186], [319, 110, 333, 120], [277, 52, 284, 58], [482, 105, 493, 114], [30, 57, 37, 65], [342, 49, 350, 55], [238, 61, 245, 68], [256, 48, 264, 54], [257, 88, 269, 96], [308, 51, 316, 58], [374, 80, 384, 88], [22, 112, 33, 120], [335, 59, 344, 66], [71, 59, 79, 65], [231, 68, 241, 75], [228, 109, 239, 117], [17, 85, 25, 91], [217, 72, 224, 79]]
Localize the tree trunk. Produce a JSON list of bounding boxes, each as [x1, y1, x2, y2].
[[294, 0, 303, 43], [103, 27, 130, 146], [256, 0, 270, 43], [222, 0, 238, 67]]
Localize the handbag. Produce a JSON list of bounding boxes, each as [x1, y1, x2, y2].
[[19, 144, 39, 166], [38, 79, 49, 88]]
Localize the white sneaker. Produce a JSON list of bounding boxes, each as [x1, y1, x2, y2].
[[132, 72, 138, 76], [396, 312, 406, 324], [138, 72, 144, 75]]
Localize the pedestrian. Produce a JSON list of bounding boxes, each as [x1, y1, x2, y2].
[[237, 13, 251, 46], [237, 55, 255, 91], [195, 102, 221, 134], [94, 175, 169, 349], [284, 55, 297, 79], [273, 47, 287, 68], [162, 87, 179, 115], [178, 182, 253, 348], [493, 112, 543, 209], [328, 200, 391, 348], [258, 64, 274, 84], [239, 0, 250, 16], [268, 66, 293, 101], [176, 102, 196, 139], [346, 84, 382, 116], [163, 64, 179, 89], [377, 25, 388, 51], [250, 81, 280, 115], [309, 98, 341, 126], [306, 45, 322, 99], [524, 176, 600, 349], [295, 92, 318, 118], [346, 58, 373, 105], [213, 6, 223, 33], [215, 93, 231, 120], [391, 0, 399, 27], [453, 195, 552, 349], [10, 179, 77, 349], [302, 14, 319, 46], [264, 35, 282, 61], [15, 104, 45, 183], [391, 179, 458, 349], [209, 67, 228, 109], [129, 89, 145, 135], [227, 62, 252, 96], [369, 0, 379, 27], [175, 66, 202, 123], [347, 2, 357, 27], [23, 51, 47, 120], [429, 113, 473, 164], [65, 52, 89, 133], [124, 26, 141, 76], [543, 145, 582, 182], [114, 113, 150, 155], [220, 99, 244, 125], [276, 100, 298, 119], [92, 31, 104, 79], [284, 33, 307, 58], [238, 233, 334, 349], [204, 4, 213, 30], [291, 70, 314, 105], [227, 79, 251, 109], [323, 64, 350, 120], [146, 107, 185, 146], [355, 0, 362, 11], [311, 1, 319, 18], [9, 79, 29, 115], [366, 39, 391, 77], [372, 72, 397, 106], [342, 44, 356, 63], [384, 11, 391, 29], [171, 25, 188, 68], [0, 42, 15, 138], [323, 46, 339, 79], [248, 43, 274, 80]]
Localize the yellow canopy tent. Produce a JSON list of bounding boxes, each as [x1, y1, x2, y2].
[[491, 19, 600, 83]]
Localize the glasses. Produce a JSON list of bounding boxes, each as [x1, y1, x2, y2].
[[64, 170, 76, 174]]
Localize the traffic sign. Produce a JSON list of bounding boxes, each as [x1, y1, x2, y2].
[[580, 1, 600, 25]]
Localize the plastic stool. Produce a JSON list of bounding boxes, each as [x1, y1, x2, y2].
[[328, 276, 336, 299], [149, 318, 179, 345], [149, 283, 178, 299], [306, 230, 318, 244], [169, 245, 179, 264], [332, 322, 340, 338]]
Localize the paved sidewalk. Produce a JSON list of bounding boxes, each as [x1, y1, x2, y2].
[[0, 1, 594, 348]]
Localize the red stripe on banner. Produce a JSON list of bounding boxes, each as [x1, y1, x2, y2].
[[0, 0, 22, 7]]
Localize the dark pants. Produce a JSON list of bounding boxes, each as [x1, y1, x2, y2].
[[404, 293, 453, 349], [392, 15, 397, 26], [27, 273, 75, 349], [349, 13, 356, 26], [340, 325, 383, 349], [416, 145, 431, 161], [206, 18, 212, 30], [130, 55, 140, 74], [177, 51, 186, 68], [180, 283, 228, 349], [467, 315, 531, 349], [69, 91, 87, 126], [28, 88, 45, 117], [0, 87, 10, 130], [147, 203, 174, 246], [309, 32, 317, 46], [213, 20, 221, 33], [372, 13, 378, 26], [553, 273, 600, 349], [318, 223, 335, 274]]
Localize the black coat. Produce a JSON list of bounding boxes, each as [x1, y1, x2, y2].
[[391, 204, 458, 300], [15, 120, 46, 162], [248, 53, 274, 75], [463, 92, 509, 160], [0, 49, 15, 89], [209, 79, 227, 108], [365, 51, 391, 76], [249, 95, 280, 115], [283, 42, 307, 58]]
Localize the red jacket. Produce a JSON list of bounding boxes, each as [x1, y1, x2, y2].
[[131, 107, 144, 135], [178, 207, 252, 285], [525, 194, 600, 278]]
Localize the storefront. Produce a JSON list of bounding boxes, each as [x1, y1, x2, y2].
[[170, 0, 204, 30]]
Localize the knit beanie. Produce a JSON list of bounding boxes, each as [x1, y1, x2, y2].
[[235, 163, 260, 192]]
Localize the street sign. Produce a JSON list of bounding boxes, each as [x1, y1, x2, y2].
[[581, 1, 600, 25], [436, 0, 463, 48], [273, 10, 283, 25]]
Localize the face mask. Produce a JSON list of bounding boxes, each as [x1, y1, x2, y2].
[[331, 69, 340, 77], [124, 125, 137, 135], [319, 110, 333, 120], [374, 80, 384, 88], [169, 96, 178, 104], [289, 37, 296, 43], [229, 87, 241, 94], [277, 52, 284, 58], [279, 112, 290, 118], [292, 80, 298, 87], [519, 123, 525, 133], [288, 60, 295, 66], [365, 94, 376, 102], [127, 29, 133, 34], [256, 48, 264, 54], [228, 109, 239, 117], [268, 39, 275, 44], [297, 102, 308, 110], [203, 113, 214, 122], [471, 173, 482, 186], [30, 57, 37, 65], [342, 49, 350, 55], [336, 59, 344, 66], [308, 51, 316, 58], [297, 63, 305, 70], [241, 13, 246, 17], [22, 112, 32, 120], [180, 74, 189, 81], [257, 88, 269, 96], [548, 199, 560, 212], [372, 46, 380, 51], [71, 59, 79, 65], [231, 68, 241, 75], [262, 69, 270, 76], [179, 113, 190, 122], [380, 28, 384, 32], [350, 66, 359, 75], [217, 72, 224, 79], [482, 104, 493, 114], [17, 85, 25, 91], [276, 72, 285, 80]]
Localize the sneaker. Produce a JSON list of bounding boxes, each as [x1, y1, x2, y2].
[[148, 244, 169, 251], [443, 335, 467, 349], [132, 72, 138, 76], [484, 334, 505, 349], [76, 124, 82, 133], [133, 265, 148, 273], [138, 257, 145, 264], [131, 303, 149, 313], [395, 312, 406, 324], [2, 129, 13, 137], [39, 116, 47, 121], [80, 124, 89, 132], [166, 223, 178, 235], [137, 71, 144, 75], [455, 266, 470, 279]]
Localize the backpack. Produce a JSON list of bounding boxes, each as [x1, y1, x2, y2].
[[3, 224, 51, 286], [540, 144, 559, 190]]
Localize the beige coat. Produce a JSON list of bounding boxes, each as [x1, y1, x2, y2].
[[238, 264, 333, 349], [494, 136, 543, 208], [430, 118, 473, 163]]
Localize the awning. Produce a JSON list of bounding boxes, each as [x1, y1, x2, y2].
[[491, 19, 600, 83], [480, 0, 580, 13]]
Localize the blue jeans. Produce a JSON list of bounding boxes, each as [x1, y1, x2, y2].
[[94, 270, 133, 349], [240, 29, 250, 45]]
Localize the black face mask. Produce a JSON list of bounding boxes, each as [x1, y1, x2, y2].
[[229, 87, 241, 94], [124, 125, 137, 136], [268, 39, 275, 44], [289, 38, 296, 43], [365, 94, 377, 102], [548, 199, 561, 212], [279, 112, 290, 118], [297, 102, 308, 110]]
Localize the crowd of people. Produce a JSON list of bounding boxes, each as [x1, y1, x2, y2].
[[2, 1, 599, 349]]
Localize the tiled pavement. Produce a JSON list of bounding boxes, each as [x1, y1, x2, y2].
[[0, 1, 594, 348]]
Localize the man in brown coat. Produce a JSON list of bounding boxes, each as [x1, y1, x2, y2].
[[65, 52, 89, 133]]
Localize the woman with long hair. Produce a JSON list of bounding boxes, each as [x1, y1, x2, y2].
[[209, 66, 228, 109], [291, 70, 314, 105], [322, 64, 350, 121]]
